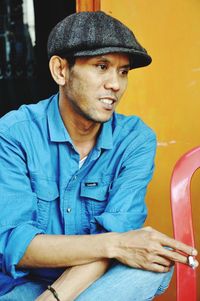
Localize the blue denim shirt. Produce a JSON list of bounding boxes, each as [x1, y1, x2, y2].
[[0, 94, 156, 295]]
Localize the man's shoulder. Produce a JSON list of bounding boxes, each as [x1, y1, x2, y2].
[[0, 95, 54, 135], [114, 112, 156, 139]]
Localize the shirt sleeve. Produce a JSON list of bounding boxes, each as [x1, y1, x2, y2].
[[0, 131, 45, 279], [90, 130, 157, 234]]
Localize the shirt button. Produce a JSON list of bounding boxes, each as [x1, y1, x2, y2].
[[73, 175, 77, 180], [66, 208, 72, 213]]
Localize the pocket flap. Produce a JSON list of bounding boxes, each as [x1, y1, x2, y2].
[[80, 182, 109, 201], [31, 178, 59, 201]]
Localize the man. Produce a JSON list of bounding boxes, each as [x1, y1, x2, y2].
[[0, 11, 198, 301]]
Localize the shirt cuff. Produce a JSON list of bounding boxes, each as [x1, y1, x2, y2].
[[3, 223, 44, 279], [90, 211, 147, 234]]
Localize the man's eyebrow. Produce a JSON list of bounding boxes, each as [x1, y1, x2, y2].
[[94, 56, 131, 69], [121, 64, 131, 69], [95, 57, 110, 63]]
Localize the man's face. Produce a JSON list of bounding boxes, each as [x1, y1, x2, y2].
[[63, 53, 130, 123]]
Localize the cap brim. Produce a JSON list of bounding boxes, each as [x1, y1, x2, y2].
[[72, 47, 152, 69]]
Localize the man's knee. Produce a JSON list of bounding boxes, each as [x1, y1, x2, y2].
[[76, 262, 174, 300], [107, 262, 174, 299]]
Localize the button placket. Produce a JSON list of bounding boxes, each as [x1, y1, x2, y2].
[[63, 176, 79, 234]]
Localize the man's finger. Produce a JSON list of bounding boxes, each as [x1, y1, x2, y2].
[[159, 247, 196, 265], [147, 263, 171, 273], [156, 231, 197, 256], [152, 255, 173, 267], [144, 227, 197, 257]]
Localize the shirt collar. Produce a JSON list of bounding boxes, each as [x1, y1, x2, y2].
[[47, 93, 72, 143], [96, 117, 113, 150], [47, 93, 113, 149]]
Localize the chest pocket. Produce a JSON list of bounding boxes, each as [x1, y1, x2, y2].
[[80, 177, 111, 215], [31, 177, 59, 231]]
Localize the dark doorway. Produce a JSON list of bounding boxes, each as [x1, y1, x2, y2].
[[0, 0, 76, 116]]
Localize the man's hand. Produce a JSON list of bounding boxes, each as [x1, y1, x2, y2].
[[113, 227, 198, 272]]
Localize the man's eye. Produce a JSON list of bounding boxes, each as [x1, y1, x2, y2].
[[120, 69, 129, 76], [96, 64, 107, 70]]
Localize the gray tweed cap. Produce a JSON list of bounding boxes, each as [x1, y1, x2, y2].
[[47, 11, 152, 69]]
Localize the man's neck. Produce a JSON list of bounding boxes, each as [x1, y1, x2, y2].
[[59, 97, 101, 159], [66, 120, 101, 159]]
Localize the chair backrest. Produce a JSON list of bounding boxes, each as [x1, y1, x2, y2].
[[170, 146, 200, 301]]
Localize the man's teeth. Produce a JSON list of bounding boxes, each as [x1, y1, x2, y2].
[[99, 99, 113, 105]]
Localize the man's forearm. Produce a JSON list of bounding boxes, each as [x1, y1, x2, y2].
[[18, 233, 115, 268], [35, 259, 110, 301], [18, 228, 198, 272]]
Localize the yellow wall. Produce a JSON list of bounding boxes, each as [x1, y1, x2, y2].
[[101, 1, 200, 300]]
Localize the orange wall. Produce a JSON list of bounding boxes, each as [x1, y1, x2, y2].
[[101, 1, 200, 300]]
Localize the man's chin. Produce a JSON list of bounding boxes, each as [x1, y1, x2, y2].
[[90, 115, 113, 124], [84, 112, 113, 124]]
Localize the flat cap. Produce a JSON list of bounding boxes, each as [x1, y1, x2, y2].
[[47, 11, 152, 69]]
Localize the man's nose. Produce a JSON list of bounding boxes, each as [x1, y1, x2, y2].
[[104, 71, 120, 91]]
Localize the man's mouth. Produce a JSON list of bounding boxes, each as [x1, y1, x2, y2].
[[98, 97, 117, 108], [99, 98, 114, 105]]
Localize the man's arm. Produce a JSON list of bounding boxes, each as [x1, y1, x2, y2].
[[35, 260, 110, 301], [18, 233, 112, 268], [20, 228, 198, 301], [18, 229, 198, 271], [90, 129, 157, 235]]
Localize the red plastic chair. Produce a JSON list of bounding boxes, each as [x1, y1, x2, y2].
[[170, 146, 199, 301]]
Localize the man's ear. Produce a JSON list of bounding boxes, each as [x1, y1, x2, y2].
[[49, 56, 69, 86]]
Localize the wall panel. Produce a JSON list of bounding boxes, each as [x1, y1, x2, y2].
[[101, 1, 200, 300]]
